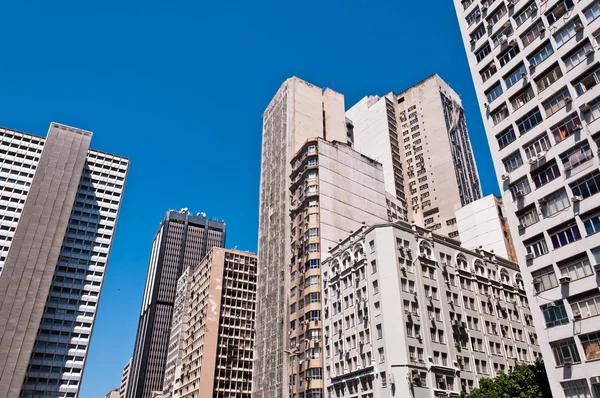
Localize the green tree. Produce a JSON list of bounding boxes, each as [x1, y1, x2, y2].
[[458, 362, 552, 398]]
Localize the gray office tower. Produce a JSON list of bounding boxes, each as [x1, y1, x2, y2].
[[0, 123, 129, 398], [127, 210, 226, 398]]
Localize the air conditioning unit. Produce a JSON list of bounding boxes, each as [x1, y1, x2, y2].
[[572, 123, 583, 131], [400, 265, 407, 272], [501, 173, 510, 181], [470, 37, 477, 45], [429, 314, 436, 322], [499, 35, 508, 45], [593, 264, 600, 273], [427, 294, 434, 301], [518, 223, 526, 230], [415, 333, 423, 340], [525, 253, 535, 260], [509, 39, 518, 47], [508, 0, 515, 5], [580, 102, 591, 112], [571, 195, 583, 203], [532, 277, 542, 284], [563, 359, 573, 367], [482, 3, 489, 11], [559, 276, 572, 284], [565, 95, 573, 103], [528, 157, 538, 165], [590, 376, 600, 384], [515, 191, 524, 199], [574, 22, 584, 31], [539, 26, 546, 33], [538, 197, 547, 205], [484, 103, 490, 109], [573, 310, 582, 320]]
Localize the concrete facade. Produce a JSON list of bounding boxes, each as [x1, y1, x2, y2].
[[253, 77, 349, 398], [452, 0, 600, 396], [347, 75, 482, 239], [128, 210, 226, 398], [105, 389, 120, 398], [322, 222, 541, 397], [287, 138, 390, 398], [455, 194, 518, 261], [0, 123, 129, 398], [173, 248, 257, 398]]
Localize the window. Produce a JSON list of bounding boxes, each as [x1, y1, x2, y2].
[[546, 0, 574, 25], [532, 265, 557, 292], [521, 19, 545, 48], [541, 301, 569, 327], [535, 63, 563, 93], [532, 161, 560, 188], [584, 0, 600, 21], [504, 63, 527, 88], [524, 134, 551, 162], [471, 23, 486, 41], [571, 292, 600, 319], [510, 85, 535, 111], [551, 338, 581, 366], [564, 41, 595, 71], [559, 255, 593, 280], [582, 96, 600, 123], [542, 87, 571, 117], [488, 5, 508, 27], [583, 212, 600, 235], [466, 7, 481, 26], [550, 113, 582, 144], [486, 83, 503, 103], [570, 169, 600, 199], [498, 44, 520, 67], [376, 324, 383, 339], [562, 379, 592, 398], [528, 41, 554, 66], [372, 281, 379, 294], [480, 62, 498, 83], [509, 177, 532, 200], [549, 222, 581, 249], [555, 18, 582, 48], [476, 42, 492, 63], [496, 127, 516, 149], [514, 2, 538, 27], [517, 205, 540, 228], [560, 141, 593, 172], [541, 188, 570, 217], [491, 104, 509, 125], [502, 151, 523, 172], [516, 107, 543, 135], [574, 66, 600, 97]]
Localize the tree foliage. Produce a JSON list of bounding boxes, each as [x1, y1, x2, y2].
[[458, 361, 552, 398]]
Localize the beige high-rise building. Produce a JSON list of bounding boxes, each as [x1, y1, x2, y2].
[[120, 358, 132, 398], [173, 248, 257, 398], [253, 77, 350, 398], [347, 74, 483, 238], [104, 389, 120, 398], [287, 138, 391, 397], [452, 0, 600, 396]]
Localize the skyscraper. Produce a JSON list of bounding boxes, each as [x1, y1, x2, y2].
[[120, 358, 132, 398], [171, 248, 257, 398], [347, 74, 483, 238], [127, 210, 226, 398], [452, 0, 600, 396], [253, 77, 350, 398], [0, 122, 129, 398]]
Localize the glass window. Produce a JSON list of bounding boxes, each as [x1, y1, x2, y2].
[[581, 332, 600, 361], [504, 63, 528, 88], [570, 169, 600, 199], [560, 141, 593, 172], [536, 64, 563, 93], [549, 222, 582, 249], [562, 379, 592, 398], [499, 44, 521, 67], [551, 338, 581, 366], [550, 113, 582, 144], [524, 133, 551, 161], [541, 301, 569, 327], [564, 41, 595, 71], [584, 0, 600, 22], [466, 7, 482, 26], [532, 265, 558, 292], [559, 255, 593, 280], [510, 85, 535, 111], [554, 18, 582, 48], [542, 86, 571, 117], [509, 177, 532, 200], [491, 104, 509, 125], [532, 162, 561, 188], [480, 62, 498, 83], [571, 292, 600, 319], [528, 41, 554, 66], [502, 151, 524, 172], [486, 83, 504, 103], [496, 127, 516, 149], [521, 19, 545, 48], [582, 96, 600, 123], [516, 107, 543, 135], [541, 188, 570, 217], [517, 205, 540, 228], [476, 42, 492, 63], [514, 2, 538, 27], [471, 24, 487, 42], [574, 66, 600, 97], [583, 212, 600, 235]]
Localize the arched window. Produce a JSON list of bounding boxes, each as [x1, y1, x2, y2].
[[500, 268, 510, 284], [456, 254, 468, 270], [419, 241, 433, 259], [342, 254, 351, 270], [474, 259, 486, 276], [515, 273, 524, 290], [353, 244, 365, 262]]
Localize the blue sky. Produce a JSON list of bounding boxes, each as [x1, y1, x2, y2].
[[1, 0, 500, 396]]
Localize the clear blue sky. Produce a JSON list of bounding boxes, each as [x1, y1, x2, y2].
[[1, 0, 500, 396]]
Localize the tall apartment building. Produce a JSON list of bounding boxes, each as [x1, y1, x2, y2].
[[0, 123, 129, 398], [455, 194, 518, 261], [287, 138, 391, 398], [120, 358, 132, 398], [453, 0, 600, 396], [105, 389, 120, 398], [128, 210, 226, 398], [346, 74, 482, 238], [253, 77, 350, 398], [172, 248, 257, 398], [321, 221, 541, 397]]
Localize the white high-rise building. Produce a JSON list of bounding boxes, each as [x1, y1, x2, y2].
[[452, 1, 600, 396], [0, 123, 129, 398]]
